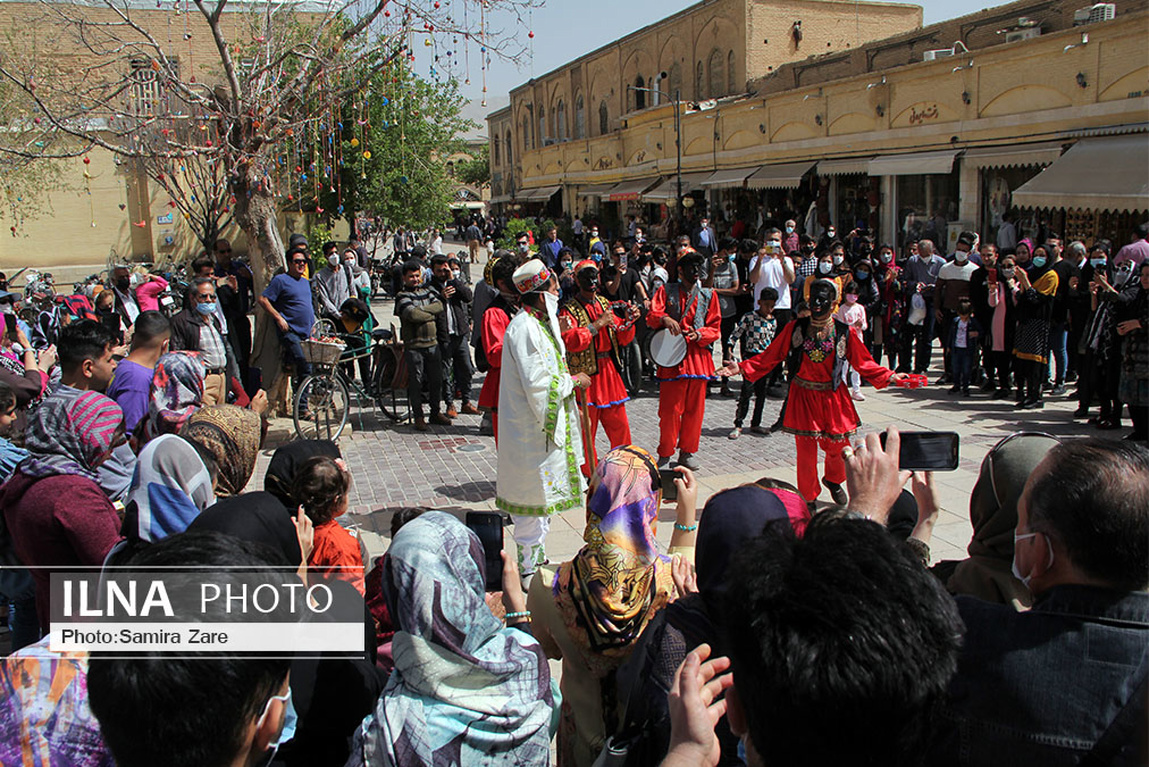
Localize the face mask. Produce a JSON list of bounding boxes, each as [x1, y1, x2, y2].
[[785, 226, 794, 234], [115, 278, 130, 291], [832, 255, 844, 266], [542, 290, 559, 318], [1032, 256, 1047, 268], [518, 243, 530, 254], [727, 253, 736, 262], [802, 245, 816, 255], [855, 270, 870, 280], [1091, 258, 1107, 268], [827, 230, 836, 239], [344, 259, 355, 269], [880, 252, 893, 264], [256, 688, 297, 766], [561, 262, 572, 272], [767, 240, 782, 252], [955, 252, 968, 264], [1011, 531, 1053, 588], [818, 262, 832, 275], [196, 301, 217, 316], [1000, 267, 1015, 279], [845, 293, 858, 304]]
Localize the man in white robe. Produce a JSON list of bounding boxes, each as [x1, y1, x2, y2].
[[496, 259, 591, 577]]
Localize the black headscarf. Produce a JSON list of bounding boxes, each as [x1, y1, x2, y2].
[[264, 440, 341, 506], [187, 491, 301, 566]]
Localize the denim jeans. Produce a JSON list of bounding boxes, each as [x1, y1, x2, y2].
[[952, 345, 975, 389], [1049, 321, 1068, 385], [280, 330, 312, 385]]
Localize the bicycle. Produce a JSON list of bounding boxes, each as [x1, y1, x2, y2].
[[293, 319, 412, 440]]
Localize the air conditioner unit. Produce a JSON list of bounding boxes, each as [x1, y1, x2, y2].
[[923, 48, 956, 61], [1074, 3, 1116, 25], [1004, 27, 1042, 43]]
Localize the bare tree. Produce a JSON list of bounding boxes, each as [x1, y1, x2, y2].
[[0, 0, 531, 288]]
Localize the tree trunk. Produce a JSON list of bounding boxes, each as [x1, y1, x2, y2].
[[233, 165, 288, 409]]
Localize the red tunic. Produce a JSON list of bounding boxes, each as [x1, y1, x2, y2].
[[478, 303, 513, 410], [740, 321, 894, 441], [560, 297, 635, 408], [309, 519, 366, 596], [646, 284, 723, 380]]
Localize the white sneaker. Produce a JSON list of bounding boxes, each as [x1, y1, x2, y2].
[[851, 389, 866, 402], [728, 427, 741, 440]]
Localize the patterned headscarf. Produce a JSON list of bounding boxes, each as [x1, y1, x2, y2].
[[125, 434, 216, 542], [554, 446, 673, 670], [22, 389, 123, 482], [348, 511, 554, 766], [182, 405, 261, 497], [137, 351, 205, 444]]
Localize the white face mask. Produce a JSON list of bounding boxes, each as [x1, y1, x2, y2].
[[1011, 531, 1053, 588], [818, 261, 832, 275], [832, 255, 844, 266], [767, 240, 782, 251], [955, 251, 968, 264], [542, 290, 559, 318]]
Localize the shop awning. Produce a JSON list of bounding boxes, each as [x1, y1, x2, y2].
[[963, 141, 1066, 170], [701, 167, 757, 189], [643, 172, 713, 201], [576, 183, 615, 198], [606, 178, 658, 201], [450, 201, 487, 210], [489, 194, 511, 204], [867, 150, 959, 176], [517, 185, 560, 202], [1011, 134, 1149, 213], [745, 161, 815, 190], [816, 157, 874, 176]]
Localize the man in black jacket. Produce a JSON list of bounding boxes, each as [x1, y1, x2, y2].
[[170, 277, 234, 405], [431, 255, 478, 417]]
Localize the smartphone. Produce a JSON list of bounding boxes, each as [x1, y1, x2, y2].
[[3, 313, 16, 340], [659, 468, 680, 502], [880, 431, 960, 472], [465, 511, 504, 591]]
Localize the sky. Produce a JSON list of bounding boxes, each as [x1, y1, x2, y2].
[[432, 0, 1003, 134]]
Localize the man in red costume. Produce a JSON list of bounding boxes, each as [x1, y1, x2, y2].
[[560, 260, 639, 472], [720, 278, 907, 508], [477, 254, 521, 443], [647, 252, 722, 470]]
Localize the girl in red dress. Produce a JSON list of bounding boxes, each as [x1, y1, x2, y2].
[[720, 279, 906, 506]]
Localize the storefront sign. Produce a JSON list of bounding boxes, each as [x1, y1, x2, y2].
[[909, 103, 940, 126]]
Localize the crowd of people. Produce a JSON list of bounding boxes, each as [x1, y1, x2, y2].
[[0, 210, 1145, 766]]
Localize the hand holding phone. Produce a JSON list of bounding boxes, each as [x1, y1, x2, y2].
[[660, 468, 680, 502], [879, 430, 960, 471]]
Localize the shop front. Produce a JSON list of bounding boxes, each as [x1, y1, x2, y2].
[[964, 141, 1067, 247], [868, 150, 961, 252]]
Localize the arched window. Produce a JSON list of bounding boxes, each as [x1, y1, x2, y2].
[[727, 50, 737, 93], [538, 105, 547, 145], [695, 61, 704, 99], [522, 115, 532, 151], [504, 131, 512, 165], [492, 135, 500, 166], [708, 48, 724, 98], [669, 62, 682, 98], [599, 100, 609, 136], [555, 99, 566, 142], [635, 75, 646, 110], [575, 95, 586, 139]]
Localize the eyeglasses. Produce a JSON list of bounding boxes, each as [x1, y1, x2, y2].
[[291, 259, 307, 265], [216, 248, 231, 254]]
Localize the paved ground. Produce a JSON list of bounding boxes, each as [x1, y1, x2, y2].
[[250, 238, 1129, 569]]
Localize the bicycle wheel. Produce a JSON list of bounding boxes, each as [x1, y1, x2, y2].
[[294, 372, 350, 440], [373, 352, 410, 422]]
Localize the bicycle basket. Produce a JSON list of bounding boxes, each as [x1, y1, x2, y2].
[[301, 338, 346, 367]]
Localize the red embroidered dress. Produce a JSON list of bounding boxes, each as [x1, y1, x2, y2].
[[560, 296, 635, 408]]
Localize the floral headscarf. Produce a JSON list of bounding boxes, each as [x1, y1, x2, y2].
[[137, 351, 205, 444], [554, 446, 673, 670], [22, 389, 123, 482], [182, 405, 261, 497], [348, 511, 554, 766]]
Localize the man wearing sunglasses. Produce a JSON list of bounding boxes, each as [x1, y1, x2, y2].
[[258, 249, 316, 391]]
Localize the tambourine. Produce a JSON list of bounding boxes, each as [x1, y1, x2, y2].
[[894, 373, 929, 389], [609, 300, 638, 331]]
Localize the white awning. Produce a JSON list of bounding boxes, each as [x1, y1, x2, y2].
[[745, 161, 816, 190], [816, 157, 874, 176], [868, 150, 960, 176], [517, 185, 560, 202], [701, 167, 757, 189], [963, 141, 1066, 170], [450, 201, 487, 210], [1011, 134, 1149, 213], [606, 178, 658, 201], [642, 172, 714, 201], [576, 183, 616, 198]]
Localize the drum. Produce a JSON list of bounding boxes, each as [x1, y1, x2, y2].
[[650, 328, 687, 368]]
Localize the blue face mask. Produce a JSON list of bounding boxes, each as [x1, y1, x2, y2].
[[1091, 258, 1107, 268], [728, 253, 736, 262], [257, 688, 297, 765], [196, 301, 217, 316], [855, 270, 870, 280], [1032, 256, 1047, 269]]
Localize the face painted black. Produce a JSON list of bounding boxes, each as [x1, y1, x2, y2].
[[809, 282, 836, 318], [576, 267, 600, 292]]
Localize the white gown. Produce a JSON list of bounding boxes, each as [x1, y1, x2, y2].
[[495, 308, 585, 517]]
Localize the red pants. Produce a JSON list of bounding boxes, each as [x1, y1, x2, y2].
[[658, 379, 706, 458], [581, 404, 632, 475], [795, 435, 848, 502]]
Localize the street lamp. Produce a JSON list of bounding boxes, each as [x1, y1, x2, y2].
[[627, 76, 683, 234]]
